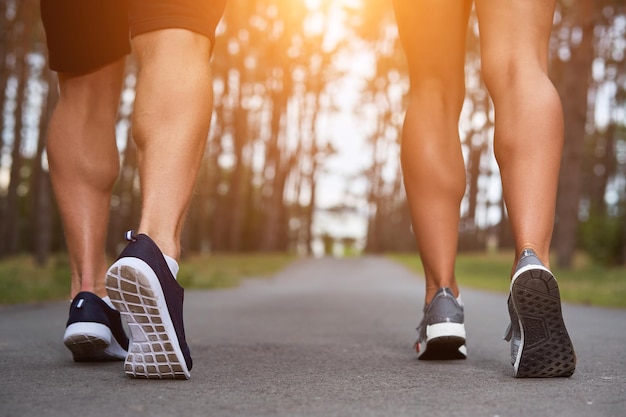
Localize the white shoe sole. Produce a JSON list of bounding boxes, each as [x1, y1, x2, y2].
[[64, 322, 126, 361], [427, 322, 466, 341], [106, 257, 190, 380], [418, 322, 467, 360]]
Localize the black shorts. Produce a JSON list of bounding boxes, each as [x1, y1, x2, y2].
[[40, 0, 227, 74]]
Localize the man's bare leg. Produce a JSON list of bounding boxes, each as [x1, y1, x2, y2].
[[46, 59, 125, 299], [131, 28, 214, 260], [103, 28, 214, 379]]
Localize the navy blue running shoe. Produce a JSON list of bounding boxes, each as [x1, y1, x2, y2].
[[105, 231, 192, 379], [415, 287, 467, 360], [504, 249, 576, 377], [63, 291, 129, 362]]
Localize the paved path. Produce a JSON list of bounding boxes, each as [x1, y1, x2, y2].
[[1, 257, 625, 417]]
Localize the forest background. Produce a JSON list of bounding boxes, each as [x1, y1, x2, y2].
[[0, 0, 625, 273]]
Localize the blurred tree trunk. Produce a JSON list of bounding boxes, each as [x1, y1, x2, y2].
[[0, 2, 17, 256], [587, 125, 616, 214], [204, 98, 225, 252], [300, 139, 325, 255], [183, 156, 211, 255], [622, 197, 626, 266], [107, 130, 138, 254], [297, 102, 326, 255], [0, 0, 11, 156], [2, 18, 30, 255], [225, 104, 249, 251], [260, 82, 290, 251], [466, 133, 486, 227], [365, 117, 387, 253], [553, 0, 595, 268], [31, 70, 58, 265]]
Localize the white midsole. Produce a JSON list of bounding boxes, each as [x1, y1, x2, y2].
[[510, 263, 553, 289], [108, 256, 189, 377], [64, 322, 111, 343], [63, 321, 127, 359], [426, 322, 466, 341]]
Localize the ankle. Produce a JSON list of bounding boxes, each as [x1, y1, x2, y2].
[[425, 283, 459, 305], [136, 229, 180, 260], [515, 245, 550, 270]]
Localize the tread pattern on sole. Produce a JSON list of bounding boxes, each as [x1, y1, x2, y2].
[[512, 269, 576, 378], [64, 333, 110, 362], [106, 264, 189, 380]]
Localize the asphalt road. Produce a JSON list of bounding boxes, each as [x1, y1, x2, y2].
[[1, 256, 625, 417]]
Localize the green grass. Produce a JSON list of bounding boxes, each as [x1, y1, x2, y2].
[[176, 253, 295, 289], [0, 254, 72, 305], [2, 251, 624, 309], [0, 253, 295, 306], [390, 251, 626, 309]]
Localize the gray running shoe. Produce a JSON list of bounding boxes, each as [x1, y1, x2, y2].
[[504, 249, 576, 377], [415, 287, 467, 360]]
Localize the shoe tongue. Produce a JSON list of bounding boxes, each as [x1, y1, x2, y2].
[[101, 296, 115, 309], [163, 254, 179, 278], [456, 294, 464, 308], [517, 249, 542, 270]]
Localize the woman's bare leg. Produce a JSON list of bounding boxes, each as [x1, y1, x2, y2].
[[475, 0, 562, 270], [393, 0, 473, 303], [477, 0, 576, 378]]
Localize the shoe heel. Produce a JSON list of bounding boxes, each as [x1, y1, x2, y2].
[[512, 270, 576, 377], [63, 322, 111, 362], [106, 258, 190, 379]]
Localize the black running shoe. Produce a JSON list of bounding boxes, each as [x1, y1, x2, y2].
[[105, 232, 192, 379], [504, 249, 576, 377], [63, 291, 129, 362], [415, 287, 467, 360]]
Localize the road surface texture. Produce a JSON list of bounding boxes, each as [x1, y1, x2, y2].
[[1, 256, 625, 417]]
